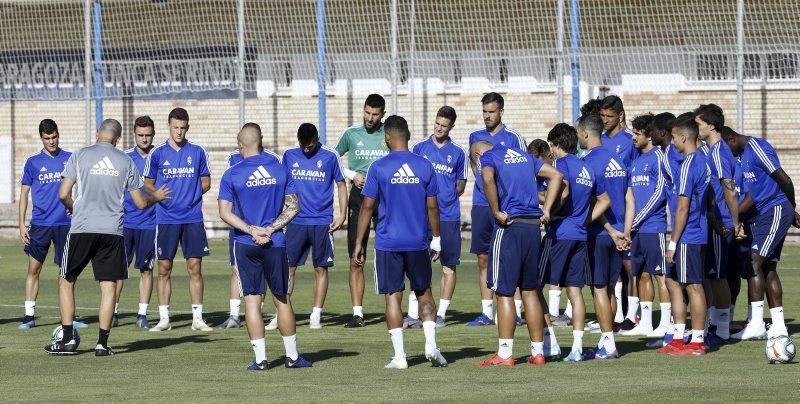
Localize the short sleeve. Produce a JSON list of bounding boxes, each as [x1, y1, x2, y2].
[[217, 172, 234, 202], [144, 149, 158, 179], [479, 153, 495, 171], [126, 160, 142, 191], [361, 164, 379, 199], [20, 158, 33, 185], [425, 164, 439, 197], [331, 153, 345, 182], [62, 154, 77, 181], [752, 140, 781, 174], [456, 148, 468, 181], [594, 170, 607, 196], [198, 147, 211, 177], [334, 131, 349, 156], [282, 153, 290, 171], [284, 172, 296, 196], [678, 158, 693, 197], [712, 146, 733, 180]]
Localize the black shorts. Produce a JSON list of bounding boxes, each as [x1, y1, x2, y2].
[[347, 185, 378, 259], [60, 233, 128, 281]]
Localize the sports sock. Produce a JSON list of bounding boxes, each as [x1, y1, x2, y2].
[[422, 321, 437, 354], [657, 303, 672, 329], [230, 299, 241, 318], [614, 281, 624, 322], [353, 306, 364, 318], [746, 303, 752, 322], [282, 334, 298, 361], [97, 328, 110, 347], [769, 306, 786, 330], [640, 301, 653, 328], [388, 328, 405, 359], [572, 330, 584, 353], [716, 307, 730, 339], [750, 301, 765, 325], [547, 326, 558, 348], [61, 324, 74, 343], [481, 299, 494, 318], [158, 305, 170, 322], [311, 306, 322, 320], [514, 299, 523, 318], [24, 300, 35, 317], [408, 293, 419, 319], [138, 303, 148, 316], [565, 300, 573, 319], [708, 306, 717, 326], [691, 329, 704, 343], [626, 296, 639, 321], [531, 341, 544, 356], [548, 290, 561, 317], [498, 338, 514, 359], [251, 338, 266, 363], [437, 299, 450, 318], [191, 304, 203, 321], [674, 323, 686, 342], [601, 331, 617, 353], [114, 303, 119, 315]]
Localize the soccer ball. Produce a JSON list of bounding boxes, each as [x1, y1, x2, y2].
[[51, 325, 81, 348], [765, 336, 795, 364]]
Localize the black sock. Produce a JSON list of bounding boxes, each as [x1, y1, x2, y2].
[[98, 328, 110, 348], [62, 324, 74, 343], [23, 315, 34, 323]]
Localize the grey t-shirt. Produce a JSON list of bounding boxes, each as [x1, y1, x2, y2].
[[62, 142, 142, 235]]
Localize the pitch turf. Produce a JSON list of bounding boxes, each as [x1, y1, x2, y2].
[[0, 238, 798, 402]]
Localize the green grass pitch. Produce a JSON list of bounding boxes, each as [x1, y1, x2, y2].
[[0, 238, 798, 401]]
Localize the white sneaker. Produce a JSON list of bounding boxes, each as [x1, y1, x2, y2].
[[767, 324, 788, 339], [621, 324, 654, 336], [647, 325, 668, 338], [731, 321, 767, 340], [265, 316, 279, 331], [425, 348, 448, 367], [543, 335, 562, 359], [384, 356, 408, 369], [149, 320, 172, 332], [309, 316, 322, 329], [191, 318, 213, 331], [584, 320, 601, 333]]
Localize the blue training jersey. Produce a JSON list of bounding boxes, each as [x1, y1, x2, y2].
[[702, 140, 737, 228], [361, 151, 438, 251], [228, 148, 281, 167], [628, 147, 667, 233], [740, 137, 789, 213], [601, 128, 639, 167], [282, 144, 345, 225], [662, 143, 686, 221], [411, 136, 468, 222], [733, 155, 757, 223], [676, 151, 711, 244], [218, 154, 295, 247], [123, 148, 156, 229], [20, 149, 72, 226], [547, 154, 594, 241], [143, 140, 211, 224], [478, 145, 544, 218], [582, 147, 627, 235], [468, 126, 526, 207]]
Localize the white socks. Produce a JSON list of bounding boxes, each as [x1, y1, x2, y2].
[[572, 330, 584, 353], [437, 299, 450, 318], [547, 326, 559, 348], [751, 301, 765, 325], [481, 300, 494, 318], [114, 303, 119, 315], [498, 338, 514, 359], [674, 323, 686, 341], [389, 328, 405, 359], [138, 303, 148, 316], [408, 294, 419, 319], [251, 338, 266, 363], [626, 297, 639, 321], [158, 305, 170, 322], [514, 299, 523, 318], [657, 303, 672, 329], [770, 306, 786, 330], [614, 282, 624, 322], [548, 290, 561, 317], [191, 304, 203, 321], [640, 301, 653, 328], [353, 306, 364, 318], [311, 306, 322, 321], [565, 300, 573, 319], [24, 301, 35, 316], [715, 307, 731, 339], [691, 329, 704, 343], [422, 321, 437, 354], [601, 331, 617, 353], [531, 341, 544, 357], [282, 334, 298, 361], [230, 299, 241, 318]]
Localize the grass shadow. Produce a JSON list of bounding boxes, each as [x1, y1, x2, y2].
[[118, 335, 229, 353]]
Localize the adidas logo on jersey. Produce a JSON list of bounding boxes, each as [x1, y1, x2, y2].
[[90, 157, 120, 176], [605, 158, 626, 178], [503, 148, 527, 164], [40, 166, 47, 172], [576, 166, 593, 187], [163, 160, 171, 166], [292, 162, 300, 168], [357, 141, 364, 146], [246, 166, 277, 187], [391, 163, 420, 184]]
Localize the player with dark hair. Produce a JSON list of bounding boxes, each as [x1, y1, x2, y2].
[[722, 125, 799, 341], [657, 115, 710, 356], [408, 106, 467, 327], [581, 98, 603, 117], [218, 124, 312, 371], [353, 115, 447, 369], [335, 94, 389, 328], [144, 108, 213, 332], [468, 92, 527, 327], [46, 119, 169, 355]]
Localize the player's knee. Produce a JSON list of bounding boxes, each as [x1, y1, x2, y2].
[[442, 266, 455, 275]]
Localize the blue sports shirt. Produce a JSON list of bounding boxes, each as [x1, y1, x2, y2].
[[582, 147, 627, 235], [478, 145, 544, 218], [740, 137, 789, 213], [411, 136, 468, 222], [123, 148, 156, 229], [628, 147, 667, 233], [676, 151, 711, 244], [282, 144, 345, 225], [468, 126, 526, 207], [20, 149, 72, 226], [144, 141, 211, 224], [547, 154, 594, 241], [601, 128, 639, 167]]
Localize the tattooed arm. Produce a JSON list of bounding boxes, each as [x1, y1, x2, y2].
[[265, 193, 300, 237]]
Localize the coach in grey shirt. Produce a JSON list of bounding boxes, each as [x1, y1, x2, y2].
[[45, 119, 169, 356]]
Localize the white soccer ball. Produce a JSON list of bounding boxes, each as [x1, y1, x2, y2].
[[51, 325, 81, 348], [765, 335, 795, 364]]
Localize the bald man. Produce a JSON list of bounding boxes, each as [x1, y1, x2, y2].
[[47, 119, 169, 356], [218, 124, 312, 371]]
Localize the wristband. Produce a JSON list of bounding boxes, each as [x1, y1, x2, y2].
[[429, 236, 442, 252], [668, 241, 677, 251]]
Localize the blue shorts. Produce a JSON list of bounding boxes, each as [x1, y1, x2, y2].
[[587, 235, 623, 287], [751, 201, 793, 261], [729, 222, 755, 278], [232, 242, 289, 296], [439, 221, 462, 267], [286, 223, 335, 268], [123, 227, 156, 271], [544, 238, 588, 288], [470, 205, 494, 255], [24, 224, 70, 266], [706, 231, 732, 279], [630, 232, 666, 277], [668, 243, 704, 285], [374, 249, 432, 295], [156, 223, 210, 260], [488, 221, 542, 296]]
